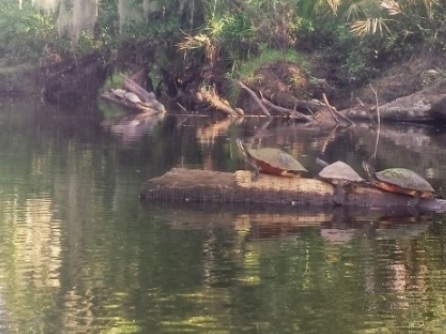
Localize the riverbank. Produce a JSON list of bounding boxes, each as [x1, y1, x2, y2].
[[2, 48, 445, 123]]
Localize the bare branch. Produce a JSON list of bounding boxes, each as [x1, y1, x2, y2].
[[238, 81, 271, 117]]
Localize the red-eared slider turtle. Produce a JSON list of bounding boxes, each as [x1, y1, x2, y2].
[[317, 159, 365, 205], [124, 92, 142, 104], [237, 139, 307, 180], [111, 88, 127, 99], [363, 163, 434, 206]]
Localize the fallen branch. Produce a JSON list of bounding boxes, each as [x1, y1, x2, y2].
[[238, 80, 320, 121], [322, 93, 355, 125], [260, 98, 315, 122], [370, 84, 381, 159], [238, 81, 271, 117]]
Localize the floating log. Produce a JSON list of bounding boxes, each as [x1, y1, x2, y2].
[[139, 168, 446, 213]]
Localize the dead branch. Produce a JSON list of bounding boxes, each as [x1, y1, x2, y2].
[[370, 84, 381, 159], [238, 81, 271, 117], [322, 93, 355, 126], [238, 80, 320, 121], [322, 94, 340, 123], [260, 98, 315, 122]]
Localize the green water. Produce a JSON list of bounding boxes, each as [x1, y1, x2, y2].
[[0, 99, 446, 333]]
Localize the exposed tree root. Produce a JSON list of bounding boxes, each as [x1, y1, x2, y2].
[[195, 86, 244, 117]]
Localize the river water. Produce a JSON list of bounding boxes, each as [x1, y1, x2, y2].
[[1, 98, 446, 333]]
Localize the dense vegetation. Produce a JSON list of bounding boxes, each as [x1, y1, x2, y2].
[[1, 0, 446, 90]]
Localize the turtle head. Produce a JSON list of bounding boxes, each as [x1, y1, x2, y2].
[[362, 161, 375, 178], [236, 139, 248, 156], [315, 157, 329, 168]]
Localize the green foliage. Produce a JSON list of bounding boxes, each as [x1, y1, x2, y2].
[[4, 0, 446, 92], [0, 0, 99, 65], [101, 72, 125, 92], [0, 2, 54, 63], [233, 46, 307, 79]]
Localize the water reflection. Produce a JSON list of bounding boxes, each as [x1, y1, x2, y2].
[[1, 99, 446, 332], [102, 111, 166, 144]]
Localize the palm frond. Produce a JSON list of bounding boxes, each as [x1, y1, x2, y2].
[[347, 3, 364, 20], [177, 33, 211, 51], [380, 0, 401, 16], [325, 0, 341, 13], [350, 17, 390, 36]]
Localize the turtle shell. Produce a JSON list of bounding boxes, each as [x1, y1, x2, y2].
[[246, 147, 307, 177], [125, 92, 142, 104], [111, 88, 126, 99], [318, 161, 364, 184], [372, 168, 434, 199]]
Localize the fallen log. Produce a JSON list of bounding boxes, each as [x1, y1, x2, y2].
[[341, 83, 446, 122], [101, 75, 166, 114], [122, 76, 157, 103], [139, 168, 446, 213], [101, 91, 165, 114]]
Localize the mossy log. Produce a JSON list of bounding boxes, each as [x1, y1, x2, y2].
[[139, 168, 446, 213]]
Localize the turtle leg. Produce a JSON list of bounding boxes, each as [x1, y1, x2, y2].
[[251, 166, 260, 181], [247, 160, 260, 181], [407, 193, 422, 217], [332, 182, 346, 206], [408, 192, 421, 208]]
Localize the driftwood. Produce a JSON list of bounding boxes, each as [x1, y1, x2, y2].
[[140, 168, 446, 214]]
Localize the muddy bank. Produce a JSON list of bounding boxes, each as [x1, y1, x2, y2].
[[0, 51, 110, 105], [4, 46, 445, 124], [0, 65, 43, 97]]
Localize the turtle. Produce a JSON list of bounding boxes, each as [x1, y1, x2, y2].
[[237, 139, 307, 180], [363, 163, 434, 206], [111, 88, 127, 99], [124, 92, 142, 104], [317, 159, 365, 205]]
